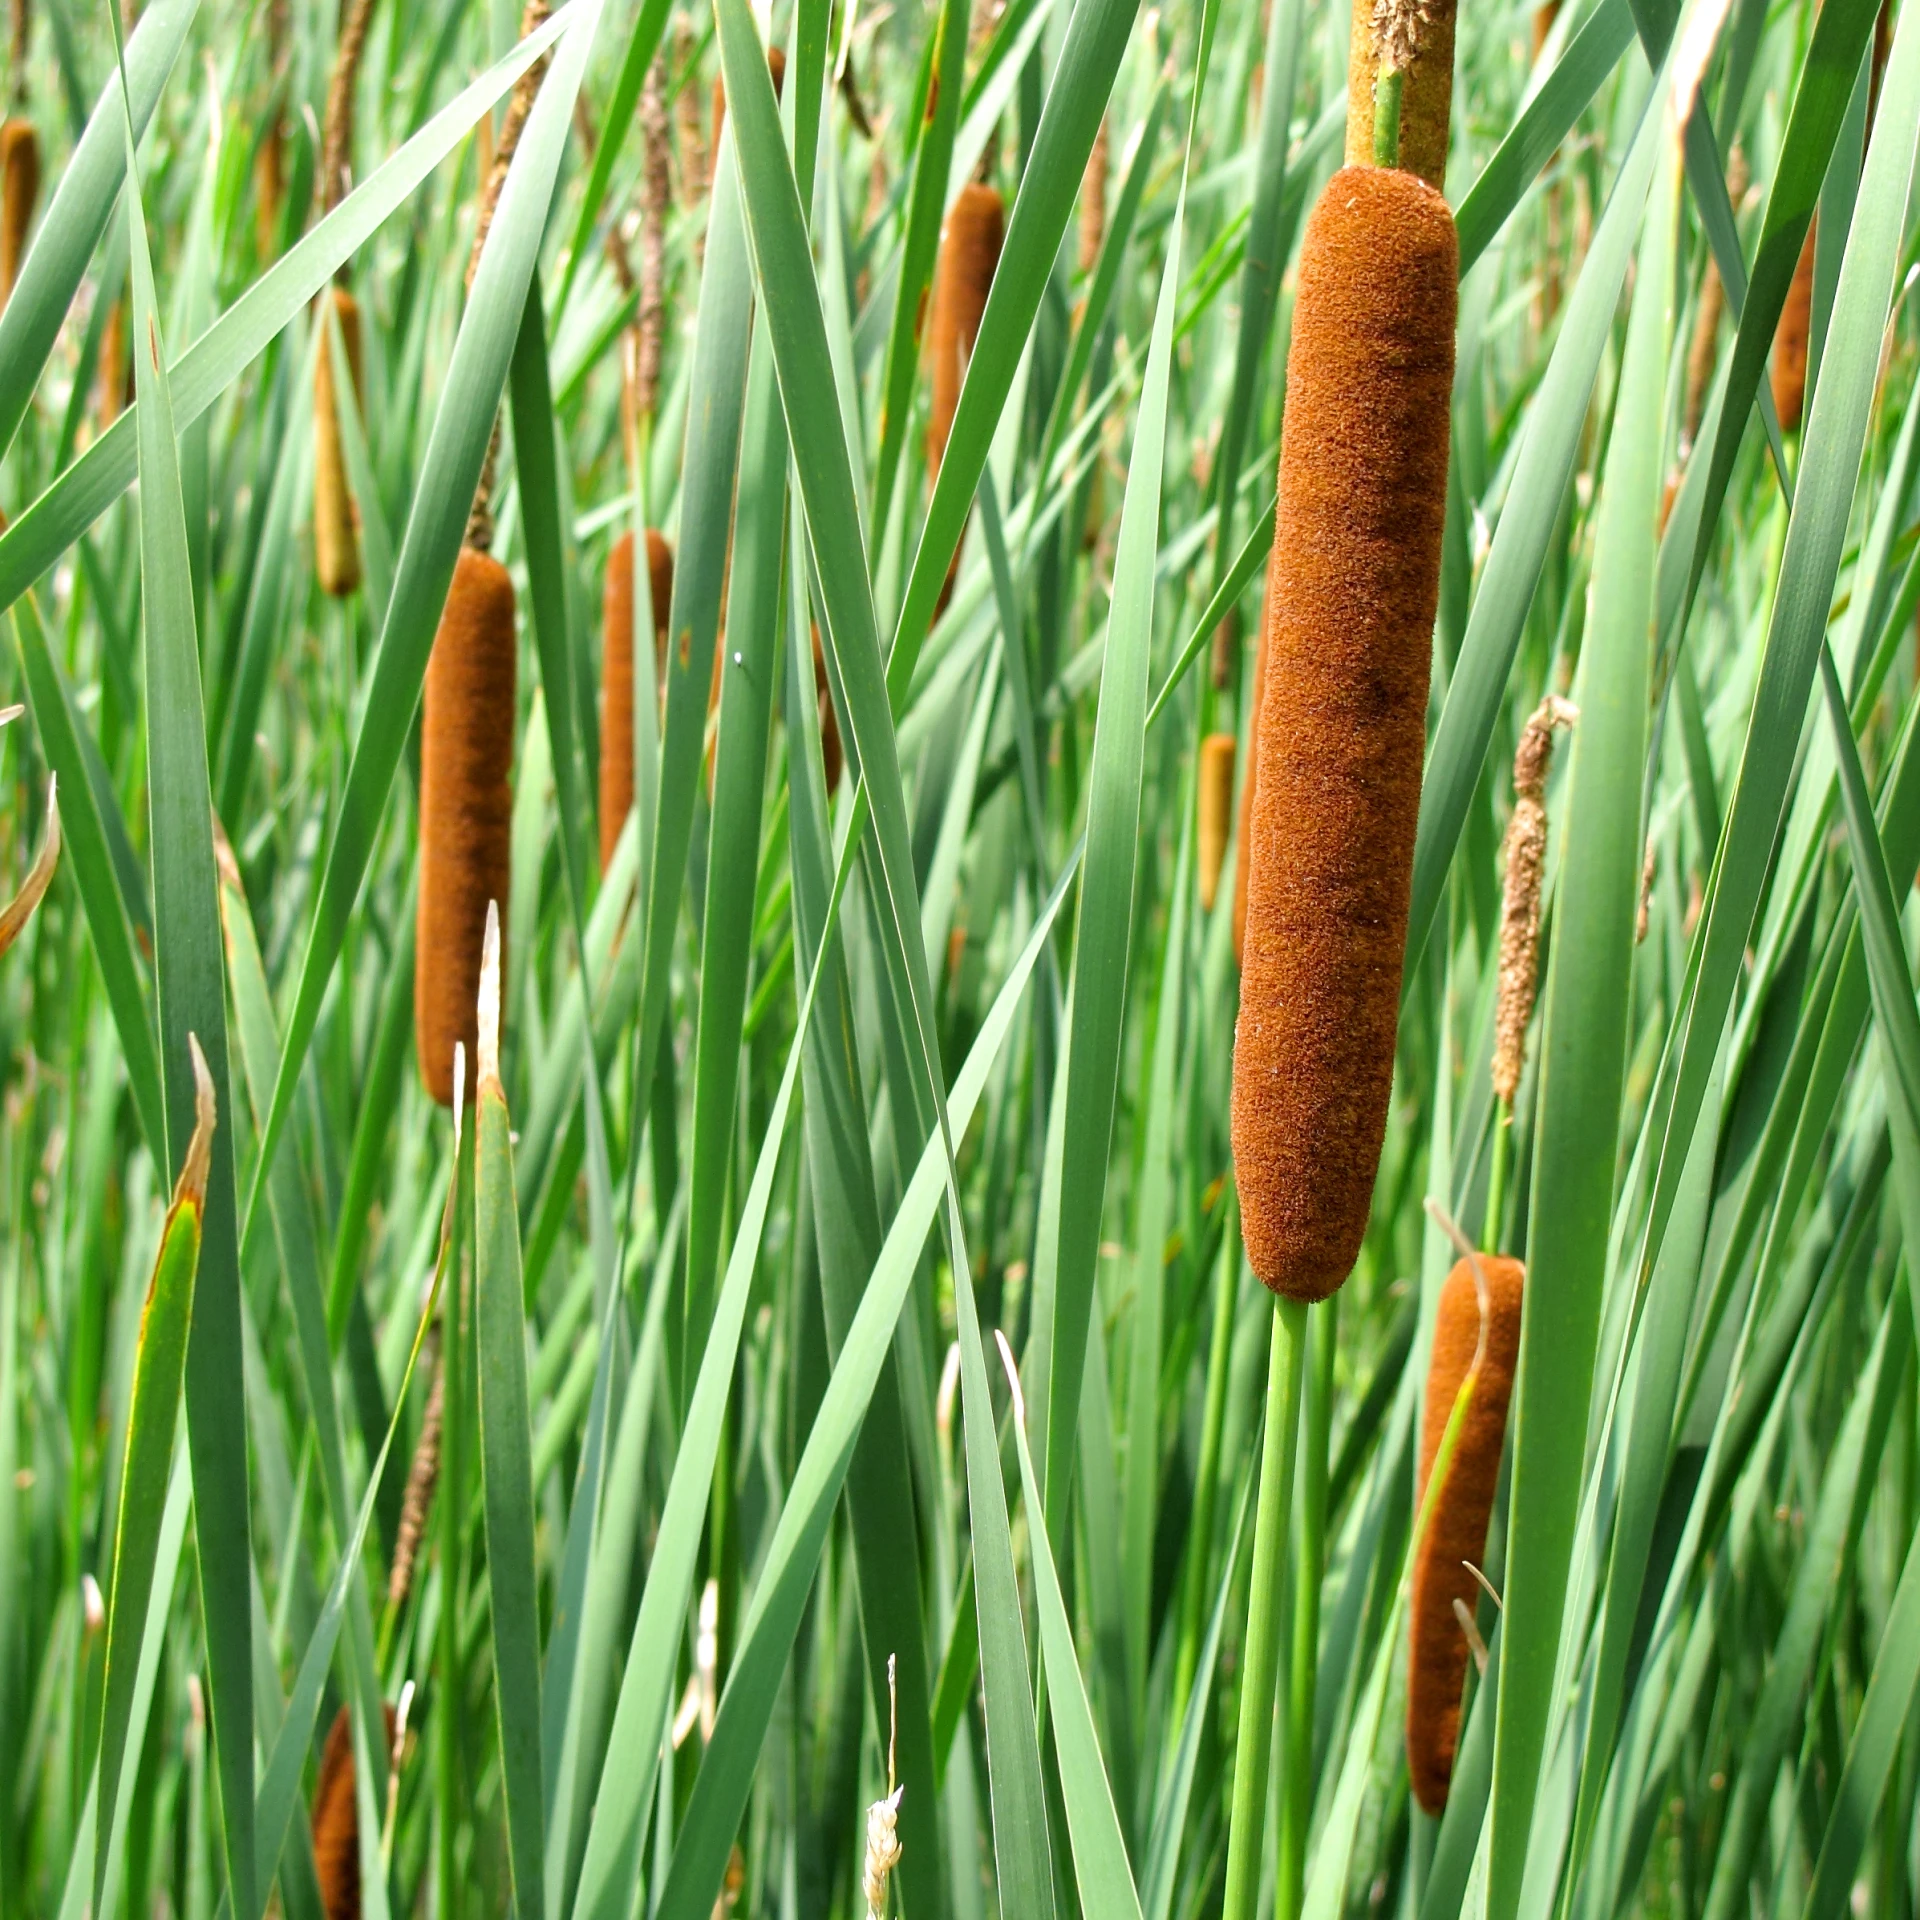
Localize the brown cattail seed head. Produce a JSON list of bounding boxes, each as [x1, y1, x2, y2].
[[387, 1345, 443, 1611], [1490, 695, 1575, 1105], [314, 288, 365, 597], [1407, 1254, 1524, 1813], [927, 183, 1004, 476], [1198, 733, 1236, 913], [1, 118, 40, 304], [1347, 0, 1456, 188], [1682, 252, 1724, 452], [1079, 116, 1109, 276], [813, 625, 843, 793], [1230, 166, 1457, 1302], [417, 547, 516, 1106], [1773, 221, 1815, 435], [312, 1702, 399, 1920], [600, 528, 673, 873]]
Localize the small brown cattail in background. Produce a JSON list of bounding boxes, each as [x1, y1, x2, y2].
[[1079, 116, 1109, 277], [1406, 1253, 1524, 1813], [711, 43, 785, 150], [927, 181, 1004, 615], [1198, 733, 1236, 913], [812, 625, 843, 794], [675, 15, 708, 205], [1231, 165, 1457, 1302], [0, 118, 38, 307], [600, 527, 674, 872], [1345, 0, 1457, 189], [312, 1702, 400, 1920], [1772, 221, 1816, 435], [255, 0, 288, 257], [417, 546, 517, 1105], [1491, 695, 1576, 1106], [312, 0, 378, 597], [1682, 146, 1745, 453], [313, 288, 365, 596], [96, 297, 130, 430]]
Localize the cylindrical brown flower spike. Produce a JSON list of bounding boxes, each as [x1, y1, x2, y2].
[[1406, 1253, 1524, 1813], [927, 182, 1004, 476], [417, 547, 516, 1106], [1772, 221, 1816, 435], [312, 1702, 399, 1920], [1230, 164, 1457, 1301], [1198, 732, 1236, 913], [1, 116, 39, 305], [313, 289, 365, 596], [599, 527, 674, 872], [812, 625, 843, 793]]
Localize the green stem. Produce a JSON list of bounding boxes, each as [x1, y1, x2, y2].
[[1372, 63, 1404, 169], [1276, 1295, 1336, 1917], [1220, 1294, 1310, 1920], [1173, 1215, 1241, 1717], [1484, 1095, 1512, 1251]]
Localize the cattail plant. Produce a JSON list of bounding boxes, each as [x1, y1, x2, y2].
[[927, 179, 1003, 613], [1, 0, 37, 311], [1198, 732, 1235, 913], [1079, 115, 1109, 276], [600, 528, 674, 872], [1230, 0, 1459, 1303], [312, 0, 376, 596], [312, 1703, 399, 1920], [1406, 1252, 1525, 1812], [1773, 223, 1816, 434]]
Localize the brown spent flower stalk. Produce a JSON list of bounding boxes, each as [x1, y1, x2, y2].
[[927, 181, 1004, 614], [600, 528, 675, 873], [1405, 1252, 1524, 1812], [1490, 695, 1576, 1105], [1229, 163, 1458, 1302], [813, 625, 844, 793], [387, 1336, 443, 1611], [1198, 733, 1237, 914], [1772, 221, 1816, 435], [312, 0, 378, 597], [312, 1702, 400, 1920], [1345, 0, 1456, 189]]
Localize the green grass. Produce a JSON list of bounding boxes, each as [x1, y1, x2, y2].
[[1, 0, 1919, 1913]]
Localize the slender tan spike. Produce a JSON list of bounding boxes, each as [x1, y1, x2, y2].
[[1198, 733, 1236, 913], [314, 288, 365, 597], [1407, 1254, 1525, 1812], [311, 1702, 399, 1920], [1772, 222, 1816, 435], [1231, 166, 1457, 1302], [417, 548, 516, 1106]]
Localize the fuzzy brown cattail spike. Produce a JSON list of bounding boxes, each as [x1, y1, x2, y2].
[[1230, 165, 1457, 1302], [600, 528, 674, 873], [1198, 733, 1236, 913], [417, 547, 516, 1105], [1491, 695, 1576, 1105], [1232, 560, 1275, 969], [712, 42, 785, 142], [1346, 0, 1456, 189], [312, 1702, 400, 1920], [1406, 1253, 1524, 1813], [314, 289, 365, 596], [0, 117, 38, 305], [1079, 116, 1109, 277], [1772, 221, 1816, 435], [927, 183, 1003, 476]]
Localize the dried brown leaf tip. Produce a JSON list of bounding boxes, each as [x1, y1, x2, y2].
[[0, 774, 58, 960], [1491, 695, 1576, 1105], [1370, 0, 1433, 76], [175, 1034, 217, 1214]]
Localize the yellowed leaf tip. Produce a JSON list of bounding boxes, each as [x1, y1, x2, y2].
[[0, 776, 60, 960], [478, 898, 502, 1093], [0, 703, 24, 728], [176, 1033, 218, 1213]]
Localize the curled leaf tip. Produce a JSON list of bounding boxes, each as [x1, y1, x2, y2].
[[0, 702, 23, 727], [478, 899, 502, 1092], [0, 775, 60, 960], [178, 1034, 217, 1211]]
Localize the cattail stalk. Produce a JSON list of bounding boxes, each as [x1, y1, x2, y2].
[[386, 1337, 443, 1612], [1346, 0, 1457, 188], [927, 181, 1004, 614], [600, 528, 674, 872], [1772, 221, 1816, 436], [635, 56, 671, 428], [1198, 733, 1236, 913], [1406, 1253, 1524, 1812], [1230, 161, 1458, 1302]]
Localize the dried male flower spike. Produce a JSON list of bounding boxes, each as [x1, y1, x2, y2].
[[1772, 221, 1816, 435], [312, 1702, 400, 1920], [417, 548, 516, 1106], [1490, 695, 1576, 1105], [600, 527, 674, 873], [1406, 1253, 1524, 1813], [1345, 0, 1456, 188], [1230, 165, 1458, 1302], [0, 115, 40, 305], [313, 289, 365, 597], [1198, 733, 1237, 914]]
